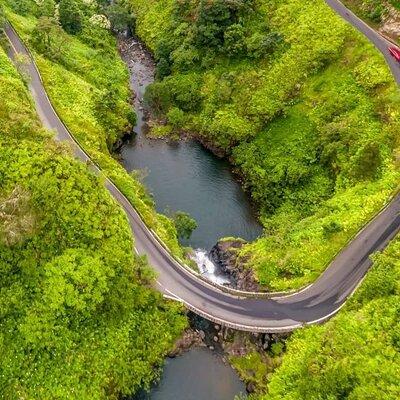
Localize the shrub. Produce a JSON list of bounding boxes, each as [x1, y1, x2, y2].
[[59, 0, 83, 35], [167, 107, 186, 129], [173, 211, 198, 240]]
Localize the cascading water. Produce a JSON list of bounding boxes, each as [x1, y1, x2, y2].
[[191, 249, 231, 285]]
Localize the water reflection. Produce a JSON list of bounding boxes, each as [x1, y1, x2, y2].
[[132, 348, 247, 400]]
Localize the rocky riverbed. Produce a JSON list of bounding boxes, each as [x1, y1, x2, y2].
[[209, 238, 260, 292], [168, 312, 290, 394]]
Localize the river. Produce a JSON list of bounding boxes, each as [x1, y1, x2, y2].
[[132, 348, 246, 400], [119, 36, 255, 400], [119, 37, 262, 251]]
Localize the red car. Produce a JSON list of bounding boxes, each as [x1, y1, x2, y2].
[[389, 46, 400, 62]]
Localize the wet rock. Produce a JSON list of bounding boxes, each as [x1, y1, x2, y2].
[[246, 381, 256, 393], [111, 131, 134, 152], [209, 239, 260, 292], [168, 329, 204, 358]]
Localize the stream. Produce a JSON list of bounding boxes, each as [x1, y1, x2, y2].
[[118, 36, 256, 400], [118, 38, 262, 251]]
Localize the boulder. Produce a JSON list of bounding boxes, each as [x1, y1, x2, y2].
[[209, 239, 260, 292]]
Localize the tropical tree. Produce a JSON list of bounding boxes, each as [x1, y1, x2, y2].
[[173, 211, 198, 239], [31, 16, 66, 57], [58, 0, 83, 35], [104, 0, 133, 33]]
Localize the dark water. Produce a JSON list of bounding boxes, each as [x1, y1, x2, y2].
[[119, 38, 262, 250], [132, 348, 246, 400]]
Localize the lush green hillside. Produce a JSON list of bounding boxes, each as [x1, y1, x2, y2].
[[0, 15, 186, 400], [3, 0, 185, 259], [2, 1, 400, 398], [230, 236, 400, 399], [128, 0, 400, 290], [259, 236, 400, 399]]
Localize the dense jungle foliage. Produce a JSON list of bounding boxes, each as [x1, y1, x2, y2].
[[0, 26, 186, 399], [2, 1, 400, 399], [127, 0, 400, 290], [2, 0, 185, 259]]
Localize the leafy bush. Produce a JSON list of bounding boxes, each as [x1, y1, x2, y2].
[[167, 106, 186, 128], [173, 211, 198, 240]]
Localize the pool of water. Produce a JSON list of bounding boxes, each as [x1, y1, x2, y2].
[[131, 348, 247, 400], [119, 37, 262, 250]]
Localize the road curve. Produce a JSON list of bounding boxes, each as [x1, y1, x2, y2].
[[4, 0, 400, 333]]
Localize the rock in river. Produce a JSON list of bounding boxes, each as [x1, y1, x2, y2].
[[209, 239, 260, 292]]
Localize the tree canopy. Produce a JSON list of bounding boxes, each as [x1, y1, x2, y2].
[[58, 0, 83, 35]]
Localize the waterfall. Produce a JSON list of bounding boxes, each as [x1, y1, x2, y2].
[[191, 249, 231, 285]]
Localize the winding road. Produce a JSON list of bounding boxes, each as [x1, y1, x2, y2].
[[4, 0, 400, 332]]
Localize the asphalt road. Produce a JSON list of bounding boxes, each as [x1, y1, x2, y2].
[[327, 0, 400, 85], [4, 0, 400, 333]]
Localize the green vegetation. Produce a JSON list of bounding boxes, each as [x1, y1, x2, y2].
[[0, 36, 186, 399], [343, 0, 400, 23], [59, 0, 83, 34], [128, 0, 400, 290], [2, 1, 400, 398], [129, 1, 400, 397], [173, 211, 198, 240], [231, 348, 282, 394], [3, 0, 185, 259], [259, 236, 400, 399]]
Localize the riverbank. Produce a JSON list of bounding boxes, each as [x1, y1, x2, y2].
[[129, 308, 290, 399], [163, 312, 289, 396], [126, 0, 400, 292]]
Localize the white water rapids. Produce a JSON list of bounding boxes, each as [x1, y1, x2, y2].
[[191, 249, 231, 285]]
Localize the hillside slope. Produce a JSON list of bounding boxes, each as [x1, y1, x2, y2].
[[128, 0, 400, 290], [248, 235, 400, 399], [0, 21, 186, 400], [3, 0, 185, 259]]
